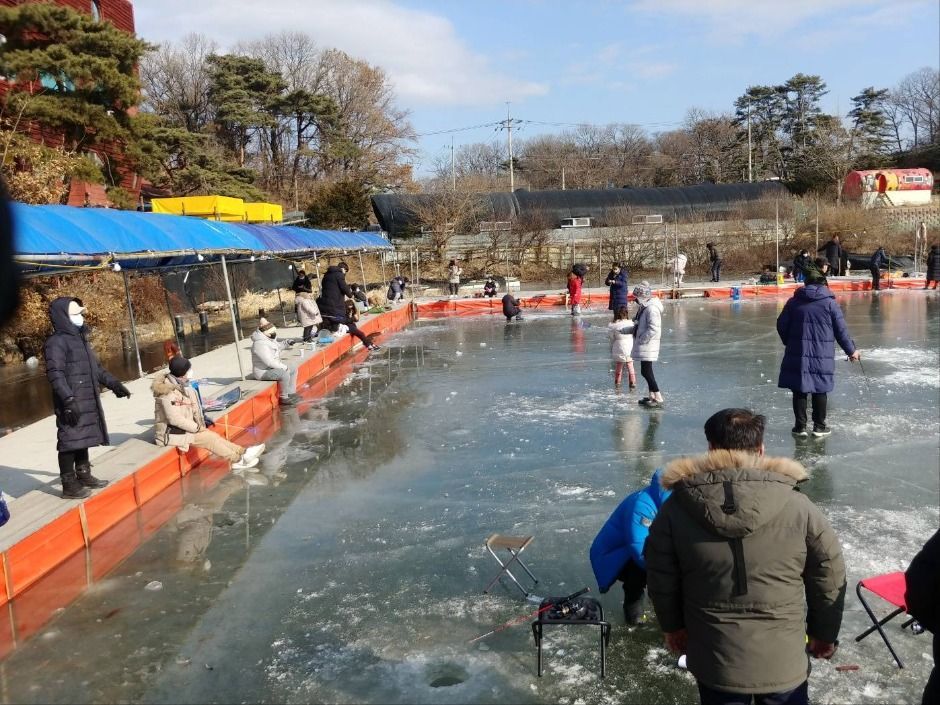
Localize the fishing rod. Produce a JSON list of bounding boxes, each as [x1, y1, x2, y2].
[[468, 587, 590, 644], [855, 357, 875, 402]]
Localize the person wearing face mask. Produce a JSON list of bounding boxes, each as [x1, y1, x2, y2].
[[152, 356, 263, 469], [606, 262, 629, 321], [44, 297, 132, 499], [250, 318, 301, 406]]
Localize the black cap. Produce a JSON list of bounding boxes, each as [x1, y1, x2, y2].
[[169, 355, 191, 377]]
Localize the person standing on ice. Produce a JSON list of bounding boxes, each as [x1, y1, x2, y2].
[[44, 297, 132, 499], [608, 305, 636, 389], [605, 262, 628, 320], [568, 265, 585, 315], [152, 355, 263, 470], [869, 246, 888, 291], [818, 235, 843, 276], [447, 259, 462, 298], [777, 281, 860, 437], [590, 469, 671, 625], [792, 249, 810, 283], [925, 243, 940, 290], [706, 242, 722, 282], [645, 408, 846, 705], [632, 282, 664, 407]]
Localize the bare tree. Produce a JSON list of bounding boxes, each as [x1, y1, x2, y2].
[[403, 190, 489, 273], [140, 33, 218, 133]]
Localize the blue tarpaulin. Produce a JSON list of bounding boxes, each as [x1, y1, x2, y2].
[[12, 204, 391, 273]]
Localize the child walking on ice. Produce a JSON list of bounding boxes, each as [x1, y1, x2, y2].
[[608, 305, 637, 389]]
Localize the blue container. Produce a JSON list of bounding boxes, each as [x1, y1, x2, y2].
[[731, 287, 741, 301]]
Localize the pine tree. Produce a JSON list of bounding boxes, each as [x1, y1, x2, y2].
[[0, 4, 152, 152], [849, 87, 891, 162]]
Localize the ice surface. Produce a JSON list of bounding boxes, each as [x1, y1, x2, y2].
[[2, 294, 937, 705]]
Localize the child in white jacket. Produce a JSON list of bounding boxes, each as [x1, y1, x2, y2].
[[608, 305, 637, 389]]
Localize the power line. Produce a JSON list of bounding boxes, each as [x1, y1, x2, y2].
[[413, 115, 686, 139]]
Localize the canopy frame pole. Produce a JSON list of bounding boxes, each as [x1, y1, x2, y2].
[[221, 255, 246, 382], [775, 199, 780, 285], [313, 252, 321, 288], [121, 269, 145, 378], [275, 286, 288, 327], [357, 249, 367, 288], [380, 250, 388, 289], [163, 278, 182, 351]]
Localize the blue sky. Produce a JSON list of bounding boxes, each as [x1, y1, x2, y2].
[[136, 0, 940, 176]]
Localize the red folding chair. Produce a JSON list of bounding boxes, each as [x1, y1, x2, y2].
[[855, 572, 921, 668]]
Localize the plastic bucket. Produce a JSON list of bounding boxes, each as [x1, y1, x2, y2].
[[731, 287, 741, 300]]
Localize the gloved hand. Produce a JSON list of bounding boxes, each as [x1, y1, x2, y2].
[[113, 383, 131, 398], [62, 397, 80, 426], [204, 417, 216, 428]]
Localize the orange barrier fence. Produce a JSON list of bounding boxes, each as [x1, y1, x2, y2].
[[0, 305, 415, 656], [704, 279, 926, 298]]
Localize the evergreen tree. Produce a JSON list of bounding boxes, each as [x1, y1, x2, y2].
[[0, 3, 152, 153], [849, 87, 891, 161], [304, 180, 371, 230], [779, 73, 828, 151]]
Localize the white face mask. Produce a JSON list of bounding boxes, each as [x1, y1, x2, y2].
[[69, 313, 85, 327]]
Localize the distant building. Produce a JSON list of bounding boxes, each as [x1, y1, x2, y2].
[[0, 0, 139, 207], [843, 168, 934, 208]]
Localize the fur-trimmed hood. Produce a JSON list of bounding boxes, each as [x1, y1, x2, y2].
[[151, 370, 185, 397], [660, 450, 809, 538]]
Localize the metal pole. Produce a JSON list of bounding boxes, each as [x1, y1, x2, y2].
[[562, 166, 566, 190], [775, 200, 780, 284], [415, 248, 420, 289], [451, 137, 456, 191], [506, 102, 515, 192], [746, 94, 753, 183], [598, 241, 602, 288], [313, 251, 321, 288], [815, 197, 819, 252], [220, 255, 246, 381], [163, 278, 181, 351], [121, 269, 144, 378], [275, 286, 288, 327], [357, 249, 367, 287], [380, 250, 388, 287]]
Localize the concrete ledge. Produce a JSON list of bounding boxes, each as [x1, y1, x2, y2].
[[0, 305, 415, 636]]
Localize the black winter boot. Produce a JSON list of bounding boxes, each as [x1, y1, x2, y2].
[[75, 464, 109, 489], [61, 473, 91, 499]]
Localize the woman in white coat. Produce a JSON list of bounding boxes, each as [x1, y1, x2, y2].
[[631, 281, 665, 407]]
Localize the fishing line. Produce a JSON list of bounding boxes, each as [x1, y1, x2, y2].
[[468, 588, 590, 643]]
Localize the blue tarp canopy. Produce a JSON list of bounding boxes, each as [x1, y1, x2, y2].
[[12, 204, 391, 274]]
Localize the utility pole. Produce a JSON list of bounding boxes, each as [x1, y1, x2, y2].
[[747, 94, 753, 183], [498, 102, 521, 192], [561, 165, 566, 190], [451, 136, 456, 191]]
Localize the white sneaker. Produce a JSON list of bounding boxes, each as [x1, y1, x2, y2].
[[243, 443, 266, 461], [232, 456, 260, 470]]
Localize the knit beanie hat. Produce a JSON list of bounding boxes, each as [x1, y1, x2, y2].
[[633, 281, 652, 303], [258, 317, 277, 338], [169, 355, 191, 378]]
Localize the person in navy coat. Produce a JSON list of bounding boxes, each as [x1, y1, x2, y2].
[[590, 470, 672, 624], [777, 284, 860, 438], [605, 263, 628, 319]]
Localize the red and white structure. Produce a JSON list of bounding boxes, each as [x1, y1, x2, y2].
[[843, 168, 934, 208]]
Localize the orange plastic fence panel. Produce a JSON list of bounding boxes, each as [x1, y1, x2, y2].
[[12, 547, 87, 644], [180, 458, 230, 498], [0, 602, 13, 660], [221, 400, 254, 436], [888, 278, 926, 289], [179, 446, 212, 476], [133, 450, 182, 506], [83, 475, 138, 541], [89, 511, 142, 581], [6, 508, 85, 597], [705, 288, 733, 298], [139, 479, 184, 541], [250, 389, 277, 424], [0, 557, 7, 607]]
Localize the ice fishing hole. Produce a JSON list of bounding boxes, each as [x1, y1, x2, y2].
[[427, 663, 469, 688]]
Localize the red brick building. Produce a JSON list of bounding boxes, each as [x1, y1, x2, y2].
[[0, 0, 139, 206]]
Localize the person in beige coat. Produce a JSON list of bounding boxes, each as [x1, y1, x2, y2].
[[152, 356, 264, 470]]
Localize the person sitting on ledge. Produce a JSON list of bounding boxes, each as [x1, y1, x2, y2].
[[483, 276, 498, 298], [152, 355, 264, 470], [250, 318, 302, 406]]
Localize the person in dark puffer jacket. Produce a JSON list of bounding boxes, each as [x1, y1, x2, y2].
[[925, 244, 940, 290], [645, 408, 846, 705], [44, 297, 131, 499], [777, 283, 859, 437], [905, 529, 940, 705], [317, 263, 379, 350], [605, 263, 629, 318]]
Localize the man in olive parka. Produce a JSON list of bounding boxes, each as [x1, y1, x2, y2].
[[645, 408, 845, 705]]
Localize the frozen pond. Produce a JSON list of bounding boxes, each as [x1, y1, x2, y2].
[[2, 292, 938, 704]]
